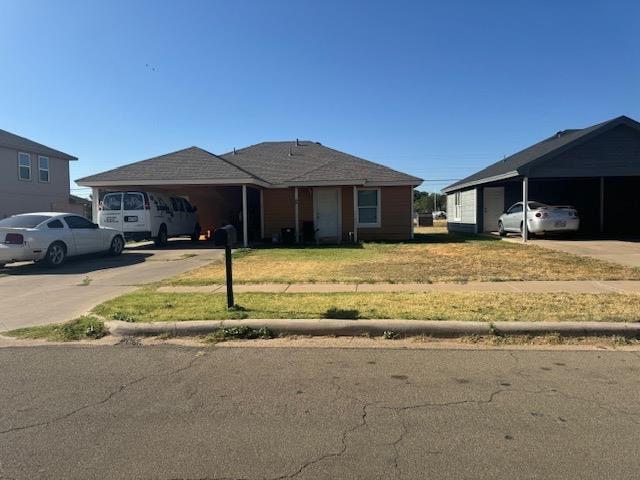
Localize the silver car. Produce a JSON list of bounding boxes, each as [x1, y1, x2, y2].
[[0, 212, 124, 268], [498, 201, 579, 236]]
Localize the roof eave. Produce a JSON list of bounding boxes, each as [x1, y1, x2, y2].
[[76, 178, 272, 188], [442, 171, 520, 193]]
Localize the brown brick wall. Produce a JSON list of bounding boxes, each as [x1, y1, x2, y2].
[[262, 188, 294, 239], [356, 185, 413, 241], [262, 185, 413, 242]]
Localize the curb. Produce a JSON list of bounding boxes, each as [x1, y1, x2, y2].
[[105, 319, 640, 338]]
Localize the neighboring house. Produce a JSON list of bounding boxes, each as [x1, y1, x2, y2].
[[69, 194, 92, 219], [76, 140, 422, 246], [0, 128, 82, 218], [443, 115, 640, 238]]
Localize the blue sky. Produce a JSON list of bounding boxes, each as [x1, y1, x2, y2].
[[1, 0, 638, 196]]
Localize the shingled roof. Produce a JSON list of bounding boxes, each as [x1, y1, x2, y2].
[[443, 115, 640, 193], [0, 128, 77, 160], [221, 141, 422, 186], [77, 141, 422, 187], [76, 147, 259, 186]]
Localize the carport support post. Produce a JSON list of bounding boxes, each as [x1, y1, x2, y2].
[[411, 186, 415, 239], [352, 186, 358, 243], [242, 185, 248, 247], [294, 187, 300, 243], [91, 187, 100, 222], [600, 176, 605, 233], [522, 176, 529, 242]]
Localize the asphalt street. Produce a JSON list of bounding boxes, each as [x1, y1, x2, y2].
[[1, 345, 639, 479]]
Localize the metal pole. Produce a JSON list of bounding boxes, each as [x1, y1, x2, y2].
[[600, 176, 605, 234], [522, 177, 529, 242], [410, 186, 415, 239], [352, 186, 358, 243], [225, 244, 234, 308], [242, 185, 248, 247], [294, 187, 300, 243], [260, 189, 265, 240]]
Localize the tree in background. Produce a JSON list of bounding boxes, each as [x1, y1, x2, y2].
[[413, 190, 446, 213]]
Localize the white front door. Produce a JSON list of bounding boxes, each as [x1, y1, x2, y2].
[[314, 188, 341, 243], [483, 187, 505, 232]]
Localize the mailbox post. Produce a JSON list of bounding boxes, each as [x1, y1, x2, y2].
[[213, 225, 237, 308]]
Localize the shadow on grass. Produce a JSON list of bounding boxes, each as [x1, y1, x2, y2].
[[324, 307, 360, 319], [246, 233, 498, 249], [249, 242, 365, 250]]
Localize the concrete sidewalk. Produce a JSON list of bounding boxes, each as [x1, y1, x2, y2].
[[158, 279, 640, 294]]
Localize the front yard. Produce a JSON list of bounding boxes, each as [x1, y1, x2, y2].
[[171, 233, 640, 285], [94, 290, 640, 323]]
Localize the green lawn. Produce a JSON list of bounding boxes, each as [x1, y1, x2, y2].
[[93, 290, 640, 323], [5, 316, 107, 341], [170, 232, 640, 285]]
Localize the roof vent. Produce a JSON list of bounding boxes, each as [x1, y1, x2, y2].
[[233, 147, 236, 155], [288, 147, 293, 156], [556, 130, 565, 138], [296, 138, 300, 146]]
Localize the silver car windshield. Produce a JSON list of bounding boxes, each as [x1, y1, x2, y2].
[[0, 215, 51, 228]]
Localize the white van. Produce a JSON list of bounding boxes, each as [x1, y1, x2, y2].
[[98, 191, 201, 246]]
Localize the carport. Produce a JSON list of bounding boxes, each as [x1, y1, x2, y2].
[[444, 116, 640, 240], [76, 147, 269, 247], [87, 184, 263, 247]]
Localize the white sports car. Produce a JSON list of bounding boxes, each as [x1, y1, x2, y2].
[[0, 212, 125, 268], [498, 201, 580, 236]]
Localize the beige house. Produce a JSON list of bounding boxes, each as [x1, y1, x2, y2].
[[0, 128, 85, 219], [77, 141, 422, 246]]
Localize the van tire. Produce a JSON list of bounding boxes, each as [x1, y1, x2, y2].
[[155, 225, 168, 247], [191, 224, 201, 242]]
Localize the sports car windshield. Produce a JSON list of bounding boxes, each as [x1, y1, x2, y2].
[[0, 215, 51, 228]]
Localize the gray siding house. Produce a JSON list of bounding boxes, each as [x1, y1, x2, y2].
[[0, 129, 82, 219], [443, 115, 640, 238]]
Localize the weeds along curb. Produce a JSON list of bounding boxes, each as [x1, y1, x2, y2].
[[105, 319, 640, 339]]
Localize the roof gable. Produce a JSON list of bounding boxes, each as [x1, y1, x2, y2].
[[443, 116, 640, 192], [0, 128, 77, 160]]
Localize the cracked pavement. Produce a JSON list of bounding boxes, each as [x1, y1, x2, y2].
[[1, 346, 639, 479]]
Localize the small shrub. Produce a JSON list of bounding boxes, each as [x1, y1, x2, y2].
[[204, 325, 273, 343], [383, 330, 400, 340], [112, 312, 137, 322], [488, 322, 503, 337]]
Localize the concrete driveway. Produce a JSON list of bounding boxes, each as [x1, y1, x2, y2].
[[0, 240, 223, 331], [504, 237, 640, 268]]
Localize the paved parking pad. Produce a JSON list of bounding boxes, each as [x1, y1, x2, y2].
[[0, 240, 222, 330]]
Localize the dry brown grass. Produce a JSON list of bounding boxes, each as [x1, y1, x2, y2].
[[171, 232, 640, 285], [94, 290, 640, 322]]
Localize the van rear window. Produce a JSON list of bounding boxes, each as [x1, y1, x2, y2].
[[124, 193, 144, 210], [102, 194, 122, 211]]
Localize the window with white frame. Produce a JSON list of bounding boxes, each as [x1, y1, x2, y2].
[[454, 191, 462, 220], [357, 188, 381, 227], [38, 156, 49, 183], [18, 152, 31, 181]]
